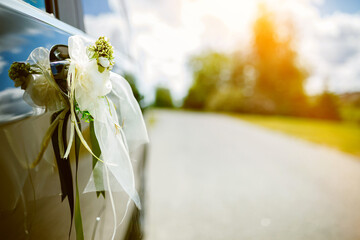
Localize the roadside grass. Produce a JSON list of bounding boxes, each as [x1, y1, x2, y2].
[[340, 105, 360, 123], [232, 114, 360, 157]]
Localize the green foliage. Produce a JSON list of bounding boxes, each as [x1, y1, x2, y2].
[[8, 62, 31, 89], [206, 87, 246, 112], [183, 52, 232, 109], [89, 121, 105, 198], [340, 105, 360, 123], [90, 36, 114, 60], [87, 36, 115, 70], [75, 103, 94, 123], [123, 72, 144, 108], [182, 5, 343, 121], [154, 87, 174, 108], [74, 115, 84, 240], [309, 92, 341, 120], [234, 113, 360, 156], [250, 6, 308, 116], [98, 65, 105, 73], [338, 92, 360, 123]]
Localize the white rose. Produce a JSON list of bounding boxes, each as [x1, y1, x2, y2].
[[98, 57, 110, 68], [75, 59, 112, 112]]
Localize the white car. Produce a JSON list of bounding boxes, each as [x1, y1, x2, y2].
[[0, 0, 147, 239]]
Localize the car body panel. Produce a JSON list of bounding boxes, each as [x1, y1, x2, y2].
[[0, 1, 145, 239]]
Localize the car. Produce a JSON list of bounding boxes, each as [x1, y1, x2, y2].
[[0, 0, 147, 239]]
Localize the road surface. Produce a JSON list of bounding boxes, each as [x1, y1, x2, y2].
[[144, 110, 360, 240]]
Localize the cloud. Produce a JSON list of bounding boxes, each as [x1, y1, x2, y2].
[[85, 0, 360, 101], [313, 13, 360, 93], [0, 88, 34, 124], [273, 1, 360, 94], [0, 56, 6, 74], [84, 5, 201, 101], [84, 14, 131, 55]]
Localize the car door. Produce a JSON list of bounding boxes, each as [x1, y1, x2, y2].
[[0, 1, 145, 239]]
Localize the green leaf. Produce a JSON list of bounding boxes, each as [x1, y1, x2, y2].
[[98, 65, 105, 73], [74, 114, 84, 240], [90, 121, 105, 198]]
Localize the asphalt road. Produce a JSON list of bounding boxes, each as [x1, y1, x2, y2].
[[144, 110, 360, 240]]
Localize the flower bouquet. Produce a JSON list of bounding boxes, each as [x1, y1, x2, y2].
[[8, 35, 148, 239]]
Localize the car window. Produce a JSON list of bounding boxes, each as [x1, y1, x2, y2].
[[0, 6, 71, 124], [19, 0, 85, 31], [22, 0, 46, 11], [81, 0, 112, 16]]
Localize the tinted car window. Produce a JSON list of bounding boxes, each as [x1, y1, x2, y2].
[[22, 0, 46, 11], [0, 6, 71, 124], [81, 0, 112, 16]]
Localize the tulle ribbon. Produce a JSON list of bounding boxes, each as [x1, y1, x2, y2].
[[17, 35, 148, 239], [66, 36, 148, 209]]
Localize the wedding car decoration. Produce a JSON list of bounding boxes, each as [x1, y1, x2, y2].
[[8, 35, 148, 239]]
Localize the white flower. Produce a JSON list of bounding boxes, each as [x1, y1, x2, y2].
[[86, 48, 95, 59], [26, 73, 64, 111], [68, 36, 113, 113], [98, 57, 110, 68], [75, 59, 112, 112]]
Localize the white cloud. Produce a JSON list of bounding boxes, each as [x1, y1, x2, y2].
[[84, 14, 130, 56], [0, 88, 33, 124], [273, 1, 360, 94], [0, 56, 6, 74], [85, 0, 360, 101]]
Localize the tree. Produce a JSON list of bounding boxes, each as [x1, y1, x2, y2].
[[311, 92, 341, 120], [250, 6, 308, 116], [154, 87, 174, 108], [123, 72, 144, 109], [183, 52, 232, 109]]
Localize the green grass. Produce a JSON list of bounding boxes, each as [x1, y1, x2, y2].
[[232, 114, 360, 157], [340, 105, 360, 123]]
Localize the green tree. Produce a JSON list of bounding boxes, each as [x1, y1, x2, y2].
[[154, 87, 174, 108], [183, 52, 232, 109], [250, 6, 308, 116], [311, 92, 341, 120], [123, 72, 144, 109]]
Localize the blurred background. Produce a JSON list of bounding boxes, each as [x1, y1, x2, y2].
[[81, 0, 360, 239], [29, 0, 360, 239], [78, 0, 360, 124], [82, 0, 360, 119]]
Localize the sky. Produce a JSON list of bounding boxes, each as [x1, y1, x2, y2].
[[82, 0, 360, 102]]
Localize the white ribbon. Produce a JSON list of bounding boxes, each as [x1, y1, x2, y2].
[[67, 36, 148, 209], [24, 47, 66, 112], [17, 36, 148, 239]]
